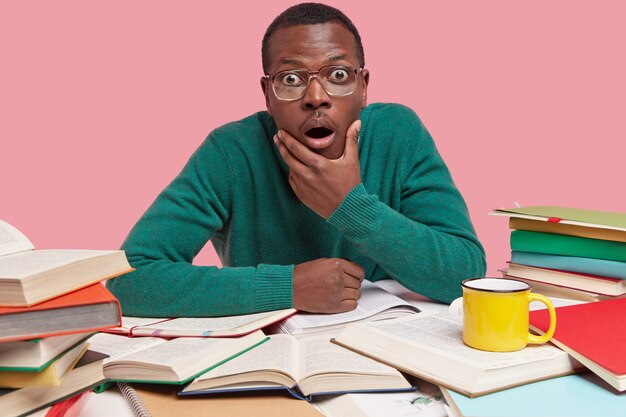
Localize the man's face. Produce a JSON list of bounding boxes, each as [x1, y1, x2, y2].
[[261, 23, 369, 160]]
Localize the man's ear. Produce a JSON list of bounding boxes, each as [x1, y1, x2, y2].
[[360, 69, 370, 109], [260, 77, 273, 117]]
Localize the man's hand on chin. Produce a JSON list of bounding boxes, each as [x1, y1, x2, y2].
[[274, 119, 362, 219]]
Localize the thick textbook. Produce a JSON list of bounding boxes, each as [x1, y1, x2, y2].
[[530, 297, 626, 391], [105, 308, 296, 338], [490, 206, 626, 232], [180, 334, 412, 400], [118, 382, 325, 417], [511, 250, 626, 280], [333, 311, 580, 397], [510, 230, 626, 262], [442, 372, 626, 417], [270, 280, 419, 338], [506, 262, 626, 296], [88, 330, 267, 384], [0, 284, 121, 343], [0, 350, 107, 417], [0, 332, 92, 371], [0, 341, 87, 388], [0, 219, 133, 307]]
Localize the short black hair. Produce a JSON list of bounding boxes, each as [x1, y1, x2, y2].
[[262, 3, 365, 74]]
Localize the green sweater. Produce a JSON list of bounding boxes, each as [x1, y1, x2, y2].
[[107, 103, 486, 317]]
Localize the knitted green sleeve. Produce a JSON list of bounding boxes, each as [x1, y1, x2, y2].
[[107, 133, 293, 317]]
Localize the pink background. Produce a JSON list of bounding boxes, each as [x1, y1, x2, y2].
[[2, 1, 624, 279]]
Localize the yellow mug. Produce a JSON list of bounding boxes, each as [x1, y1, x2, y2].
[[462, 277, 556, 352]]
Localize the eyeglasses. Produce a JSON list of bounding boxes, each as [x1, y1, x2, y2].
[[263, 65, 364, 101]]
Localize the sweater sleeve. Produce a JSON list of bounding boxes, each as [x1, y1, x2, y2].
[[326, 107, 486, 303], [106, 132, 293, 317]]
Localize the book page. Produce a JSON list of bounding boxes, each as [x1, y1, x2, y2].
[[0, 219, 34, 257], [139, 310, 289, 334], [373, 279, 449, 312], [117, 337, 249, 367], [88, 333, 165, 364], [314, 385, 448, 417], [281, 280, 417, 330], [193, 334, 297, 381], [104, 317, 171, 334], [297, 335, 398, 380], [364, 312, 567, 371], [0, 249, 111, 279]]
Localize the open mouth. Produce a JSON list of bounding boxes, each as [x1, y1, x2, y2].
[[305, 127, 334, 139]]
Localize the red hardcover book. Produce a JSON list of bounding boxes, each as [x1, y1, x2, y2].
[[530, 297, 626, 391], [0, 284, 121, 342]]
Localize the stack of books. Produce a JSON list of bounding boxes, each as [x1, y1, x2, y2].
[[490, 206, 626, 302], [0, 219, 132, 417]]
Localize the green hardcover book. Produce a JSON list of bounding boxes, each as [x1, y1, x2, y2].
[[510, 230, 626, 263]]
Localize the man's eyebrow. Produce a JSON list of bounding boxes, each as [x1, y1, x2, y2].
[[277, 55, 350, 67], [327, 54, 348, 62], [279, 58, 304, 66]]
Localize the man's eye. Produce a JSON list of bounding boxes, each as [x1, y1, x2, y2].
[[328, 68, 350, 83], [280, 73, 305, 86]]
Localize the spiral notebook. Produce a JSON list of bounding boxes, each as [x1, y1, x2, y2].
[[117, 382, 324, 417]]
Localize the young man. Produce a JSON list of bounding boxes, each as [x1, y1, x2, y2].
[[107, 3, 486, 317]]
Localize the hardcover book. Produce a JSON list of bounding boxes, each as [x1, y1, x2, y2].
[[530, 297, 626, 391], [0, 284, 122, 343], [506, 262, 626, 296]]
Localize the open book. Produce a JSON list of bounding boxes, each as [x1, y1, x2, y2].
[[333, 311, 581, 398], [0, 219, 133, 306], [179, 334, 412, 400], [269, 280, 420, 338], [87, 330, 267, 384], [105, 308, 296, 338]]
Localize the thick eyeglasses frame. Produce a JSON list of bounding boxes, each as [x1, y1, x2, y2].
[[263, 65, 364, 101]]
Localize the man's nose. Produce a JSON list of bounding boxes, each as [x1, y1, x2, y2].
[[302, 77, 331, 109]]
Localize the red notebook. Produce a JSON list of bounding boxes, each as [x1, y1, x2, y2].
[[530, 297, 626, 390], [0, 283, 122, 342]]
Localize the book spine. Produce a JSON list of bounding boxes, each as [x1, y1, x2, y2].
[[118, 382, 151, 417], [510, 231, 626, 263]]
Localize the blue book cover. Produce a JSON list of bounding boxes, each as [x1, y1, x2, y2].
[[511, 251, 626, 280], [444, 373, 626, 417]]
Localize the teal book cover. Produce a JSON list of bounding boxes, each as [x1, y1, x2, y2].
[[444, 373, 626, 417]]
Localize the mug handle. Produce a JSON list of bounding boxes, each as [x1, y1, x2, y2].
[[527, 293, 556, 344]]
